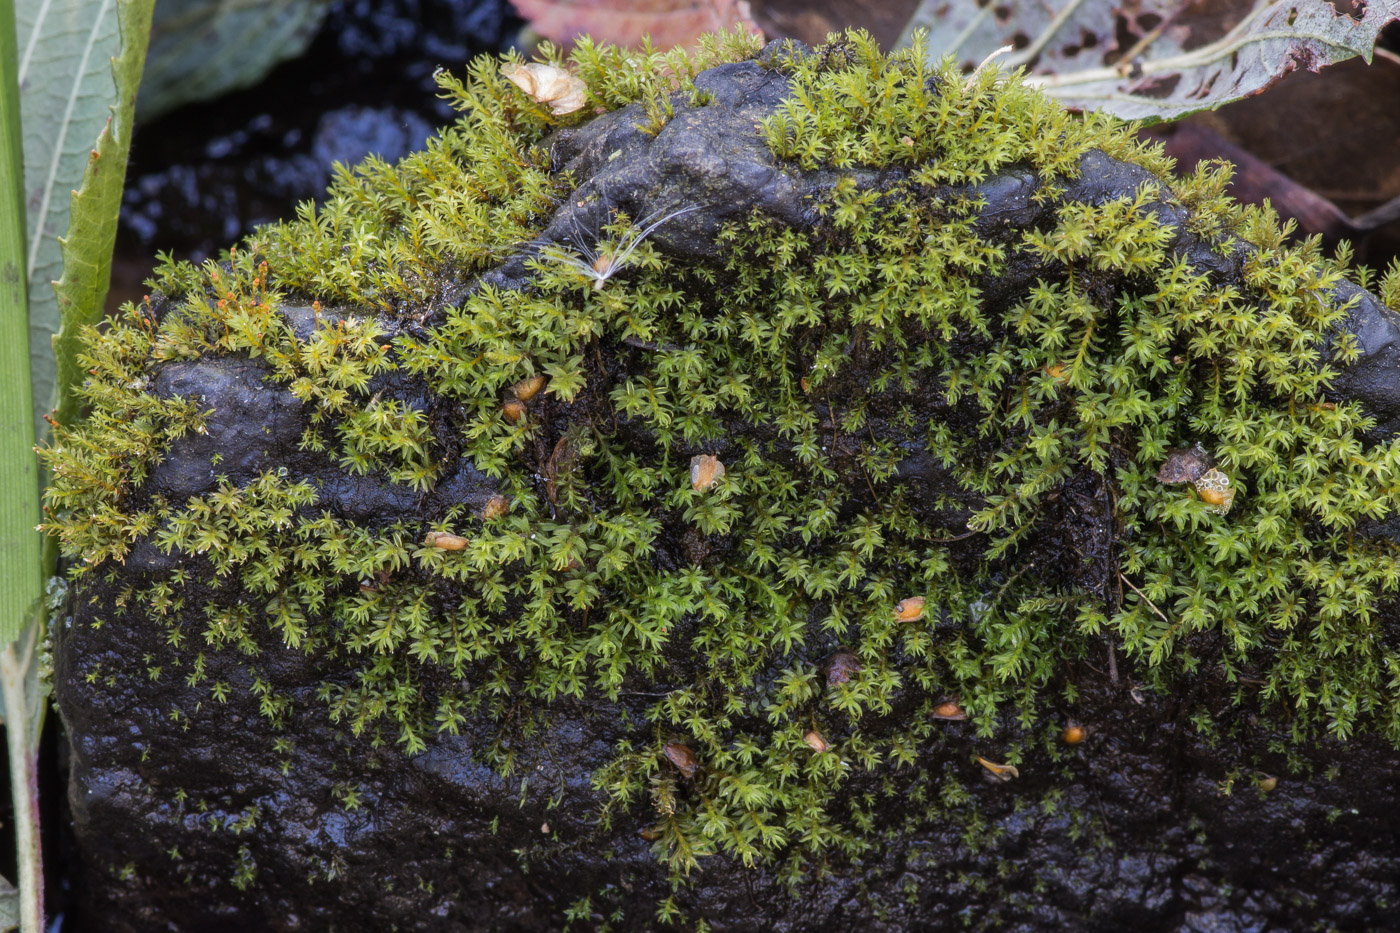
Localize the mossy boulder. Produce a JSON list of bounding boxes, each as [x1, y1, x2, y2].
[[47, 30, 1400, 931]]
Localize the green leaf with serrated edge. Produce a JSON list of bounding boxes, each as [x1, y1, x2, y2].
[[18, 0, 156, 435], [897, 0, 1400, 124], [18, 0, 116, 440]]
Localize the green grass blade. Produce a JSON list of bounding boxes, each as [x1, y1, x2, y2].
[[3, 0, 50, 926], [2, 0, 44, 647]]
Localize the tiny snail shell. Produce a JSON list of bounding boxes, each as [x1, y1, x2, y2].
[[803, 730, 830, 753], [894, 596, 926, 622], [690, 454, 726, 491], [1258, 774, 1278, 793], [1193, 468, 1236, 515], [663, 742, 699, 778], [931, 701, 967, 721], [425, 531, 468, 550], [510, 374, 547, 402]]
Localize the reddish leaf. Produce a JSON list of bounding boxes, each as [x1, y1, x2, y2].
[[513, 0, 762, 50]]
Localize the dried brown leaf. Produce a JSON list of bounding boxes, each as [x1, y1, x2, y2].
[[545, 437, 580, 506], [899, 0, 1400, 122]]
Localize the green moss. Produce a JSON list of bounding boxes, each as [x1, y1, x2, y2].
[[39, 27, 1400, 892]]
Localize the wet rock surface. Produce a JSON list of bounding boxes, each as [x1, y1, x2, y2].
[[59, 45, 1400, 933]]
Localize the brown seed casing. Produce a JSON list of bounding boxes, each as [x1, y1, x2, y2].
[[894, 596, 926, 621], [510, 374, 547, 401], [482, 495, 510, 520], [931, 701, 967, 721], [663, 742, 699, 778], [802, 730, 830, 753], [502, 398, 527, 422], [690, 454, 725, 491], [425, 531, 468, 550]]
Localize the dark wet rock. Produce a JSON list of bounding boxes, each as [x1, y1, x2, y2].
[[1327, 279, 1400, 438], [962, 167, 1045, 235], [59, 590, 1400, 929], [59, 43, 1400, 933], [152, 358, 307, 500], [278, 302, 347, 342]]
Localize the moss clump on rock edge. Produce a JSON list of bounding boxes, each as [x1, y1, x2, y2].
[[41, 26, 1400, 912]]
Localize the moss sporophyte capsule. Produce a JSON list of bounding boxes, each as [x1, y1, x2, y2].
[[38, 24, 1400, 923]]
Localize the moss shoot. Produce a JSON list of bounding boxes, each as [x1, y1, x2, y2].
[[41, 27, 1400, 893]]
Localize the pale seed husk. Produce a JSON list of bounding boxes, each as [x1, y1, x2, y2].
[[932, 701, 967, 721], [894, 596, 926, 621], [510, 374, 547, 401], [690, 454, 725, 491], [425, 531, 468, 550], [977, 756, 1019, 781], [502, 63, 587, 116]]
